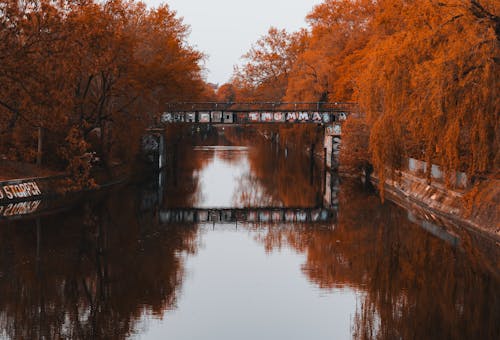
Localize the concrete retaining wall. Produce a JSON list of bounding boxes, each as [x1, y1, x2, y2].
[[373, 171, 500, 241], [407, 158, 468, 188]]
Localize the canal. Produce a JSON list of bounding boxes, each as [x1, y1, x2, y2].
[[0, 128, 498, 339]]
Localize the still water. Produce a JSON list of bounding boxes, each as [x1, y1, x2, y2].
[[0, 132, 499, 339]]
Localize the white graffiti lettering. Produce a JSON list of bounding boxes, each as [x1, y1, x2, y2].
[[1, 200, 41, 217], [298, 112, 309, 121], [261, 112, 273, 122], [312, 112, 323, 121], [286, 112, 297, 121], [3, 186, 13, 199], [160, 113, 173, 123], [249, 112, 260, 121], [273, 112, 285, 121], [199, 112, 210, 123], [0, 181, 42, 201]]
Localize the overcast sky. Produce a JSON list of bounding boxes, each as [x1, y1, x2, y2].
[[143, 0, 323, 85]]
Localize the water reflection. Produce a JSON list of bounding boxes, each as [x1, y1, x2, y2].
[[0, 128, 498, 339], [254, 181, 500, 339], [0, 192, 198, 339]]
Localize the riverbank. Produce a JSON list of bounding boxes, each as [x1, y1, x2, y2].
[[371, 171, 500, 242]]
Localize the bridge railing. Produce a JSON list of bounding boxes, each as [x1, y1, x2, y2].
[[165, 102, 358, 112]]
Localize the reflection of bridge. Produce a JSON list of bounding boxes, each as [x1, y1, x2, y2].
[[146, 160, 341, 226], [159, 207, 337, 225], [159, 102, 357, 125]]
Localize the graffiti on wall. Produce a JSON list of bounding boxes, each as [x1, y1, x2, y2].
[[0, 200, 41, 217], [0, 181, 42, 200]]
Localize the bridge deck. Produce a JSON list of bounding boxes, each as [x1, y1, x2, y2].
[[165, 102, 357, 112]]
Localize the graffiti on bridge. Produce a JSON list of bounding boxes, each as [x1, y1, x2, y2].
[[160, 111, 348, 124]]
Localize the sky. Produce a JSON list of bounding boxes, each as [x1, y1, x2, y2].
[[143, 0, 323, 85]]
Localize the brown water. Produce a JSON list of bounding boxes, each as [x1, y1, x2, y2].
[[0, 136, 499, 339]]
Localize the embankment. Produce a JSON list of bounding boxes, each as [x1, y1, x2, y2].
[[372, 171, 500, 242]]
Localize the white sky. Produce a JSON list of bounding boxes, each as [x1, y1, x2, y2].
[[143, 0, 323, 85]]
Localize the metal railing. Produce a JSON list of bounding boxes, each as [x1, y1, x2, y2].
[[165, 102, 358, 112]]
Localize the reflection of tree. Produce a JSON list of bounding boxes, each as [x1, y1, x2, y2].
[[0, 188, 198, 339], [153, 128, 498, 339], [224, 127, 324, 207], [164, 126, 212, 207], [248, 180, 500, 339], [233, 172, 279, 208], [164, 126, 324, 209], [164, 126, 250, 208]]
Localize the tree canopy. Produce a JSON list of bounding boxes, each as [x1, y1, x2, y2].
[[0, 0, 211, 184], [229, 0, 499, 183]]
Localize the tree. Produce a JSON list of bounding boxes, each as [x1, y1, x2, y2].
[[285, 0, 376, 102], [0, 0, 209, 187], [357, 0, 499, 187], [232, 27, 307, 101], [216, 83, 236, 102]]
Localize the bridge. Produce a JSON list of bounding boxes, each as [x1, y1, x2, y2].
[[159, 207, 337, 225], [158, 102, 357, 125], [144, 102, 355, 172]]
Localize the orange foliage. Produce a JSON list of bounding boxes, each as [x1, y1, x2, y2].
[[232, 0, 499, 188], [0, 0, 208, 185], [232, 27, 307, 101], [216, 83, 237, 102], [286, 0, 376, 102], [358, 0, 499, 186]]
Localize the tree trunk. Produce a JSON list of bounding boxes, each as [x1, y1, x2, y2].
[[37, 127, 43, 166]]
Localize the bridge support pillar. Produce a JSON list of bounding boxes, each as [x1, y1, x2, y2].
[[324, 124, 342, 171], [142, 129, 167, 171], [310, 143, 315, 185]]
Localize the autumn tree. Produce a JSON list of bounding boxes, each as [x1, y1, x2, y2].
[[0, 0, 208, 186], [216, 83, 236, 102], [357, 0, 499, 187], [340, 116, 371, 177], [232, 0, 499, 194], [285, 0, 376, 102], [232, 27, 307, 101], [0, 0, 73, 165]]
